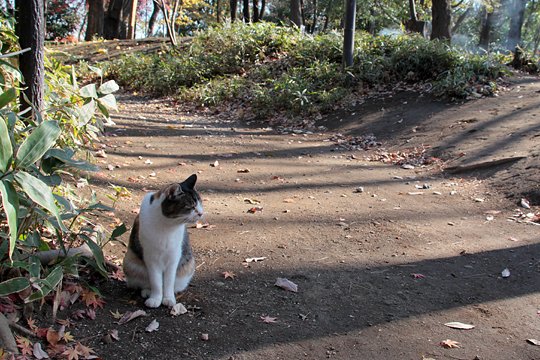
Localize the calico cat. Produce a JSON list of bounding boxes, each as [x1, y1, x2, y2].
[[123, 174, 203, 308]]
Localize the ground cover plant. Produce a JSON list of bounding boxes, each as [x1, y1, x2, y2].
[[105, 22, 509, 119], [0, 14, 125, 357]]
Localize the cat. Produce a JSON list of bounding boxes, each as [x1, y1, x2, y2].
[[123, 174, 203, 308]]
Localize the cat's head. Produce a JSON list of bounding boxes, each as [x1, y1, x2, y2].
[[156, 174, 203, 222]]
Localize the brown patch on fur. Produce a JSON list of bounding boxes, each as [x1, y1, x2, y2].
[[123, 248, 149, 289], [153, 183, 179, 200], [177, 256, 195, 281]]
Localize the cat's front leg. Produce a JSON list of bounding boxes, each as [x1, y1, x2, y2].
[[161, 264, 177, 307], [144, 264, 163, 308]]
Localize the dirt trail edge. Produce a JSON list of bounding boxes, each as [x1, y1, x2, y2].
[[76, 75, 539, 360]]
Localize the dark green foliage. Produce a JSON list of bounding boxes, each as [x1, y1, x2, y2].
[[45, 0, 80, 40], [105, 22, 507, 118]]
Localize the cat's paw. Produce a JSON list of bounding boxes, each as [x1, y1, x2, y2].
[[145, 297, 162, 308], [162, 297, 176, 307], [141, 289, 151, 298]]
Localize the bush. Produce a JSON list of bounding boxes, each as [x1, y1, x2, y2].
[[104, 22, 508, 118]]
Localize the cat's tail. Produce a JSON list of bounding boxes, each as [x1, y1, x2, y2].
[[123, 249, 149, 289]]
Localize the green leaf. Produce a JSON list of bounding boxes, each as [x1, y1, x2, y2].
[[87, 65, 103, 78], [15, 121, 60, 169], [0, 87, 16, 109], [0, 117, 13, 172], [13, 171, 67, 231], [0, 277, 30, 297], [78, 99, 95, 126], [26, 265, 63, 302], [80, 83, 98, 99], [0, 180, 19, 259], [84, 237, 108, 277], [97, 94, 118, 111], [28, 255, 41, 278], [98, 80, 119, 95], [43, 148, 99, 172], [111, 223, 127, 240]]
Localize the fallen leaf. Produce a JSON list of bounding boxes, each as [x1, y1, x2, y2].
[[527, 339, 540, 346], [170, 303, 188, 317], [444, 322, 475, 330], [81, 289, 105, 309], [145, 319, 159, 332], [521, 198, 531, 209], [63, 331, 75, 343], [33, 342, 49, 359], [46, 328, 61, 346], [474, 198, 485, 202], [237, 169, 250, 173], [109, 329, 119, 341], [260, 315, 278, 324], [16, 336, 33, 356], [62, 346, 81, 360], [244, 198, 261, 204], [75, 343, 94, 358], [200, 333, 209, 341], [210, 160, 219, 167], [439, 339, 460, 348], [117, 309, 147, 325], [283, 198, 295, 203], [486, 215, 494, 221], [411, 273, 425, 279], [275, 278, 298, 292], [85, 308, 96, 320], [247, 206, 263, 213], [501, 268, 511, 278], [95, 150, 107, 158], [222, 271, 236, 280], [245, 257, 266, 263], [144, 159, 153, 164]]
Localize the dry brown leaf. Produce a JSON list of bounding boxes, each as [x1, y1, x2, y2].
[[222, 271, 236, 280], [117, 309, 147, 325], [46, 328, 61, 346], [62, 346, 81, 360], [200, 333, 209, 341], [244, 198, 261, 204], [237, 168, 250, 173], [245, 257, 266, 263], [527, 339, 540, 346], [444, 322, 475, 330], [439, 339, 460, 348], [275, 278, 298, 292], [109, 329, 120, 341], [110, 310, 123, 320], [145, 319, 159, 332]]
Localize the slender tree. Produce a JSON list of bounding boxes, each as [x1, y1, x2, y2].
[[478, 5, 494, 50], [86, 0, 104, 40], [252, 0, 259, 22], [243, 0, 250, 22], [290, 0, 302, 27], [431, 0, 451, 40], [506, 0, 526, 50], [342, 0, 355, 67], [147, 0, 160, 36], [16, 0, 45, 118], [230, 0, 238, 21]]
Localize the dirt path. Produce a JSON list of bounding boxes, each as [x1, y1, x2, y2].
[[77, 75, 539, 359]]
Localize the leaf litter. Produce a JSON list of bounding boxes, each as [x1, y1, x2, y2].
[[275, 278, 298, 292], [117, 309, 147, 325], [444, 322, 475, 330]]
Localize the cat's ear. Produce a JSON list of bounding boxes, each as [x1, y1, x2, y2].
[[181, 174, 197, 190]]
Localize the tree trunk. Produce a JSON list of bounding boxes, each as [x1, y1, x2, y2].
[[506, 0, 526, 50], [409, 0, 418, 20], [147, 0, 159, 36], [259, 0, 265, 19], [85, 0, 104, 41], [252, 0, 259, 22], [290, 0, 302, 27], [310, 0, 317, 33], [452, 6, 471, 33], [119, 0, 133, 39], [230, 0, 238, 21], [104, 0, 123, 39], [243, 0, 250, 22], [127, 0, 138, 39], [431, 0, 451, 40], [216, 0, 221, 22], [15, 0, 45, 118], [478, 6, 493, 51], [343, 0, 356, 68]]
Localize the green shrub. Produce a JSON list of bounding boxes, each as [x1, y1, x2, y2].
[[104, 22, 508, 118]]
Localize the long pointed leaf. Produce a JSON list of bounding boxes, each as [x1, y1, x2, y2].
[[26, 265, 63, 302], [14, 171, 67, 231], [0, 180, 19, 259], [0, 118, 13, 172], [84, 237, 107, 277], [0, 277, 30, 297], [15, 121, 60, 169]]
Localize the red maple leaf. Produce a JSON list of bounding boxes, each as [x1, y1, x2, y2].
[[62, 346, 81, 360], [16, 336, 33, 356], [410, 273, 426, 279]]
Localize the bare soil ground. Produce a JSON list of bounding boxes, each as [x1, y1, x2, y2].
[[64, 73, 539, 360]]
